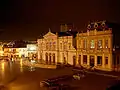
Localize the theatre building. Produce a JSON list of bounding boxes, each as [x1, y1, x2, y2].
[[37, 28, 77, 65], [76, 21, 120, 71]]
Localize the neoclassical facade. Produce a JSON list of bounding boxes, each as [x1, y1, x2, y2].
[[76, 21, 120, 71], [37, 30, 77, 65], [37, 21, 120, 71], [76, 29, 112, 71]]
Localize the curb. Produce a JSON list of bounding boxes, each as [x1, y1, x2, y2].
[[73, 69, 119, 78]]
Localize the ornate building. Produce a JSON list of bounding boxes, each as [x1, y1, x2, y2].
[[37, 29, 77, 65], [76, 21, 120, 71]]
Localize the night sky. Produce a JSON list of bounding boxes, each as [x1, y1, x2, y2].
[[2, 0, 120, 40]]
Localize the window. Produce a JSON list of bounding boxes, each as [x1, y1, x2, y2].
[[105, 57, 108, 64], [97, 56, 102, 65], [63, 42, 67, 50], [97, 40, 102, 49], [83, 39, 87, 49], [90, 40, 95, 48], [105, 40, 108, 48], [13, 49, 16, 52], [83, 55, 87, 64], [53, 42, 56, 50]]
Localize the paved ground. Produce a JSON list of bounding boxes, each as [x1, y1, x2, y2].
[[0, 60, 119, 90]]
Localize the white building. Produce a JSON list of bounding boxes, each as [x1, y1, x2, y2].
[[26, 44, 37, 59], [37, 30, 77, 65]]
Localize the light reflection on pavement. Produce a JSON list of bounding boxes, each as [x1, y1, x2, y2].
[[0, 60, 117, 90]]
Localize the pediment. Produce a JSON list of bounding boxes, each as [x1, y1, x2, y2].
[[43, 31, 57, 39]]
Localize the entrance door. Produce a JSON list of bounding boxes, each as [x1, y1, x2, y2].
[[45, 53, 48, 64], [73, 56, 76, 66], [53, 54, 55, 64], [78, 55, 81, 65], [90, 56, 94, 67], [49, 53, 51, 64]]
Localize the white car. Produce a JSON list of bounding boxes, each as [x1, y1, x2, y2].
[[73, 73, 85, 80]]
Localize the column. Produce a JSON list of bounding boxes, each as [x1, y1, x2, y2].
[[108, 54, 112, 71], [81, 53, 83, 65], [102, 54, 105, 69], [76, 51, 79, 66], [95, 55, 97, 66]]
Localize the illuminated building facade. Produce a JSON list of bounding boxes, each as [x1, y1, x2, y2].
[[0, 43, 4, 56], [37, 29, 77, 65], [3, 48, 27, 58], [27, 44, 37, 59], [3, 41, 27, 58], [76, 21, 120, 71]]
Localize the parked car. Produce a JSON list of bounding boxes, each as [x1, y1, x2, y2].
[[73, 73, 85, 80], [40, 75, 72, 88], [40, 80, 59, 88]]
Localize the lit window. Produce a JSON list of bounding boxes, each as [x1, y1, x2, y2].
[[97, 40, 102, 49], [90, 40, 95, 48], [105, 40, 108, 48]]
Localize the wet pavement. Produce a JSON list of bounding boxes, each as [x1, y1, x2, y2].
[[0, 59, 118, 90]]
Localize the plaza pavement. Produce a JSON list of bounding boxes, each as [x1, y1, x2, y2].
[[22, 60, 120, 79]]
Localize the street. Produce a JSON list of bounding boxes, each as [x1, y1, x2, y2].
[[0, 60, 119, 90]]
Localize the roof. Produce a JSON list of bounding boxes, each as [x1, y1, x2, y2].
[[53, 30, 78, 38]]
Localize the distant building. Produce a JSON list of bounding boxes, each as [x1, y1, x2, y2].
[[0, 42, 4, 56], [76, 21, 120, 71], [3, 40, 27, 58], [26, 44, 37, 59], [37, 29, 77, 65]]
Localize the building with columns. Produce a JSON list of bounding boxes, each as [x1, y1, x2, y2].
[[37, 29, 77, 65], [76, 21, 120, 71]]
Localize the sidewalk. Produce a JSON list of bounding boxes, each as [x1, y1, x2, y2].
[[22, 60, 57, 69], [73, 68, 120, 78]]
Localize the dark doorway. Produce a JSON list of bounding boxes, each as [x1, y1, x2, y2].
[[90, 56, 94, 67], [49, 53, 51, 64], [45, 53, 48, 64], [73, 56, 76, 66], [53, 53, 55, 64], [63, 57, 66, 64], [78, 55, 81, 65]]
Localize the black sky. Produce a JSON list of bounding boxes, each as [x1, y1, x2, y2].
[[2, 0, 120, 40]]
